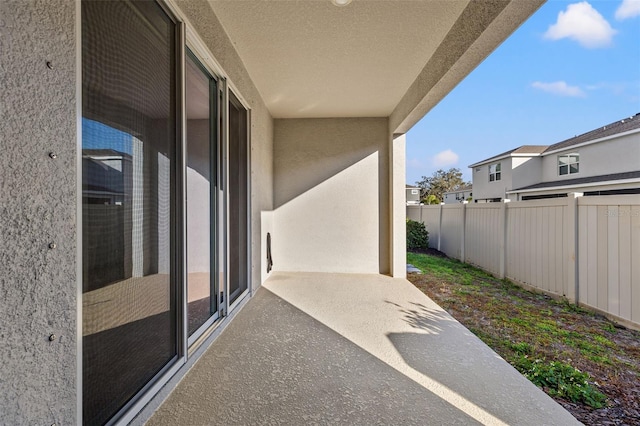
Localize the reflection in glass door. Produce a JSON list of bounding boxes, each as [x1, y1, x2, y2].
[[81, 1, 178, 424], [228, 92, 249, 305], [186, 52, 218, 340]]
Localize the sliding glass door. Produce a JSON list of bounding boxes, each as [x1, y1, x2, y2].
[[228, 92, 249, 305], [186, 52, 219, 340], [82, 1, 178, 424], [82, 1, 251, 423]]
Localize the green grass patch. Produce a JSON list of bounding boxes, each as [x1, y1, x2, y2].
[[509, 341, 533, 355], [513, 358, 606, 408], [593, 334, 615, 347], [407, 252, 495, 285], [600, 322, 617, 333], [405, 252, 640, 415]]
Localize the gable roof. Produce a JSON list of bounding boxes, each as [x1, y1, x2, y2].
[[444, 185, 473, 194], [544, 113, 640, 153], [469, 113, 640, 168], [469, 145, 548, 168]]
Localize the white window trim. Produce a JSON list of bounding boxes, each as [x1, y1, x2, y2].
[[489, 162, 501, 182], [558, 153, 580, 176]]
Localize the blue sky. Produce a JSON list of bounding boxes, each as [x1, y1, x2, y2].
[[406, 0, 640, 184]]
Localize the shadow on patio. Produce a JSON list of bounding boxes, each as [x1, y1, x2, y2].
[[146, 273, 579, 425]]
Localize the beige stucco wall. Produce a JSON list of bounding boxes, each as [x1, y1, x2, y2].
[[176, 0, 274, 292], [391, 134, 407, 278], [272, 118, 389, 274]]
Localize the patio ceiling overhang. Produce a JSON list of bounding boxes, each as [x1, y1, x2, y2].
[[209, 0, 545, 133]]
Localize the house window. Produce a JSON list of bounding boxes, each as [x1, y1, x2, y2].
[[489, 163, 501, 181], [558, 153, 579, 175]]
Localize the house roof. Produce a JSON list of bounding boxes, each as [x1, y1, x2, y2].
[[469, 145, 548, 168], [406, 184, 421, 189], [544, 113, 640, 153], [208, 0, 545, 133], [444, 185, 473, 194], [512, 170, 640, 192], [470, 113, 640, 168]]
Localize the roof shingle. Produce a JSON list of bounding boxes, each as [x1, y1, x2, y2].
[[545, 113, 640, 153]]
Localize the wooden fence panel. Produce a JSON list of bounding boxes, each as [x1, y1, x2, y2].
[[407, 205, 422, 222], [577, 196, 640, 325], [465, 204, 501, 276], [505, 200, 567, 297], [440, 205, 463, 259], [408, 195, 640, 328]]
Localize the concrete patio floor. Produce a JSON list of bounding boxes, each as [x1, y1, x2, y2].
[[146, 272, 580, 425]]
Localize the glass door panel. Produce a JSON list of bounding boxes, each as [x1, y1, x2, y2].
[[186, 52, 218, 338], [228, 92, 249, 304], [81, 1, 177, 424]]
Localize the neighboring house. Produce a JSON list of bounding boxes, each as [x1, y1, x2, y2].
[[470, 145, 548, 202], [2, 1, 545, 424], [406, 185, 421, 205], [443, 185, 473, 204], [470, 114, 640, 202]]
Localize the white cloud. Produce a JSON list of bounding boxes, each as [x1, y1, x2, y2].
[[532, 81, 586, 97], [432, 150, 459, 167], [616, 0, 640, 19], [544, 2, 616, 48], [408, 158, 423, 169]]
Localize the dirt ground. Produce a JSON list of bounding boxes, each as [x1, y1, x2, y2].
[[407, 250, 640, 426]]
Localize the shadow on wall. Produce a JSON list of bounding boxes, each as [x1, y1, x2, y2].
[[273, 117, 388, 208], [271, 118, 390, 274]]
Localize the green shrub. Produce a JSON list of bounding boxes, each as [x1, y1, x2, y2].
[[514, 357, 607, 408], [407, 219, 429, 250]]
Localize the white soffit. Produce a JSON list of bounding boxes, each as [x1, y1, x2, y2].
[[209, 0, 470, 118]]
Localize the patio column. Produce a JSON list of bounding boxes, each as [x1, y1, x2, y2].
[[390, 133, 406, 278]]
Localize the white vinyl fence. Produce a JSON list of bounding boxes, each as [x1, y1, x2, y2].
[[407, 194, 640, 329]]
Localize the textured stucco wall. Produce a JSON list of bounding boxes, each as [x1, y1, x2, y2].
[[0, 0, 77, 424], [272, 118, 389, 274], [175, 0, 275, 292]]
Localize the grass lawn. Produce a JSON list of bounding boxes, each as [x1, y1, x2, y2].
[[407, 251, 640, 425]]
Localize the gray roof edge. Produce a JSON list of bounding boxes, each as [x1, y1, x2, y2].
[[511, 170, 640, 192], [469, 146, 547, 168], [544, 113, 640, 152]]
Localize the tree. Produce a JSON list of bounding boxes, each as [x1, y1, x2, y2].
[[415, 168, 470, 203], [424, 194, 439, 205]]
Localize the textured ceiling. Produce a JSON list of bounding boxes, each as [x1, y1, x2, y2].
[[209, 0, 470, 118]]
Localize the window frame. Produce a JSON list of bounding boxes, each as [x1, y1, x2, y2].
[[558, 153, 579, 176], [489, 162, 501, 182]]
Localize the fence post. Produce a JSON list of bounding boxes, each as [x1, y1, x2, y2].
[[460, 202, 467, 263], [499, 200, 509, 279], [438, 203, 444, 251], [566, 192, 583, 303]]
